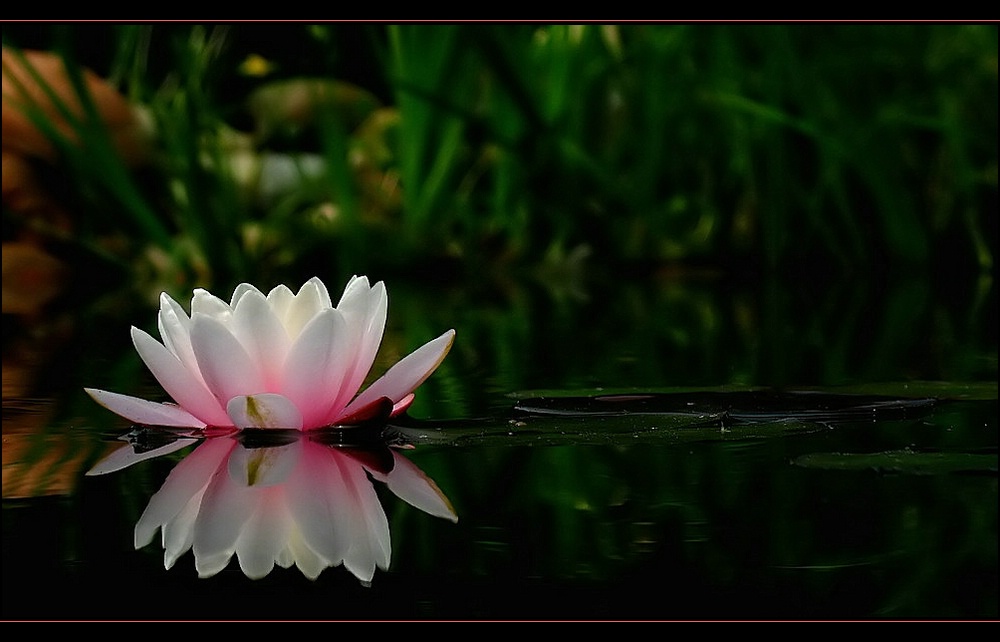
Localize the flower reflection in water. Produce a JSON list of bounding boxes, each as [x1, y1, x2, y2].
[[88, 427, 457, 584]]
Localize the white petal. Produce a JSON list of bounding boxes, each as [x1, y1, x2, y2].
[[157, 293, 189, 354], [330, 280, 387, 416], [235, 492, 289, 579], [286, 528, 329, 579], [337, 455, 390, 582], [305, 276, 333, 309], [230, 282, 263, 308], [85, 388, 206, 428], [227, 394, 303, 430], [282, 278, 330, 339], [232, 289, 290, 389], [190, 314, 267, 406], [336, 275, 365, 306], [195, 550, 235, 578], [131, 327, 232, 426], [266, 283, 295, 324], [336, 274, 370, 308], [339, 329, 455, 420], [157, 294, 209, 389], [281, 309, 350, 428], [190, 288, 233, 323]]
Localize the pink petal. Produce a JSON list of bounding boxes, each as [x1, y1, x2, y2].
[[281, 308, 350, 428], [131, 327, 232, 426], [338, 329, 455, 421], [227, 394, 303, 430], [85, 388, 206, 428], [190, 314, 267, 406], [232, 289, 291, 390], [390, 393, 415, 417]]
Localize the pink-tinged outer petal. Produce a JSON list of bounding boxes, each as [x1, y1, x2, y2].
[[227, 394, 303, 430], [232, 289, 290, 390], [190, 314, 267, 407], [338, 329, 455, 421], [282, 309, 350, 429], [130, 327, 232, 426], [85, 388, 206, 428]]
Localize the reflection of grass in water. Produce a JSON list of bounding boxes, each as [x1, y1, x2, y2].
[[2, 24, 995, 291], [393, 398, 996, 617], [794, 449, 998, 475]]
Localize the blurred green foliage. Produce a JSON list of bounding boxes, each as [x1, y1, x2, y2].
[[2, 23, 996, 296]]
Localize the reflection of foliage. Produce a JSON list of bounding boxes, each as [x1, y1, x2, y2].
[[396, 397, 995, 617], [388, 271, 995, 425], [2, 24, 996, 292]]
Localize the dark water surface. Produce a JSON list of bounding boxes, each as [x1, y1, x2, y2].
[[2, 272, 996, 620]]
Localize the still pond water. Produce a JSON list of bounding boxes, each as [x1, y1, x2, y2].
[[2, 270, 996, 620]]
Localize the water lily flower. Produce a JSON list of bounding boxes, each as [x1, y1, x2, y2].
[[86, 276, 455, 431]]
